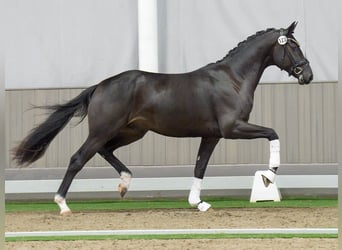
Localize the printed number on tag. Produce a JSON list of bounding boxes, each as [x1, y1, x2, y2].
[[278, 36, 288, 45]]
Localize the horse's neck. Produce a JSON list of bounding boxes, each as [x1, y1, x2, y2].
[[223, 34, 276, 91]]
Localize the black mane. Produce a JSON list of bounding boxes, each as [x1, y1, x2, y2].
[[217, 28, 277, 63]]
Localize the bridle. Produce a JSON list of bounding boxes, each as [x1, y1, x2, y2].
[[277, 31, 309, 77], [284, 38, 309, 76]]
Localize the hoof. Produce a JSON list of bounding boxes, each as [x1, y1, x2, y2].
[[118, 183, 128, 198], [197, 201, 211, 212], [206, 207, 214, 212], [60, 209, 72, 216], [261, 170, 276, 188]]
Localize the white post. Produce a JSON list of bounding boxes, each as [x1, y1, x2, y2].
[[337, 7, 342, 243], [138, 0, 159, 72], [0, 12, 5, 247]]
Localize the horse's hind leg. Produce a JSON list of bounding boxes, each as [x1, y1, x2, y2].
[[189, 137, 219, 211], [54, 135, 110, 215], [98, 129, 147, 197]]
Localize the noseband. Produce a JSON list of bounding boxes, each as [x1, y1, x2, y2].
[[278, 32, 309, 77]]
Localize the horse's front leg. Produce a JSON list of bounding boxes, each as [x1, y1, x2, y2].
[[228, 120, 280, 187], [98, 130, 146, 198], [99, 149, 132, 198], [189, 137, 219, 211]]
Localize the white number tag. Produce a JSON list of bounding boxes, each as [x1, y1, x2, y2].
[[278, 35, 288, 45]]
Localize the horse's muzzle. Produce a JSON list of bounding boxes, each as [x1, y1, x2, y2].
[[297, 63, 313, 85]]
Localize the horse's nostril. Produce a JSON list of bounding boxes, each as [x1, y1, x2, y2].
[[309, 74, 313, 82]]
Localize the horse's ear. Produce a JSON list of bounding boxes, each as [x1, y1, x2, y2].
[[287, 21, 298, 35]]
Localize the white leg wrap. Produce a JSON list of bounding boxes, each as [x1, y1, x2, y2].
[[269, 139, 280, 170], [54, 194, 71, 215], [188, 177, 211, 211], [188, 177, 202, 206], [120, 172, 132, 189]]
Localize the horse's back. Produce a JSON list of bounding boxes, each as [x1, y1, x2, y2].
[[88, 68, 239, 138]]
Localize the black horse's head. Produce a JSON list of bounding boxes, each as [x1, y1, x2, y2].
[[272, 22, 313, 84]]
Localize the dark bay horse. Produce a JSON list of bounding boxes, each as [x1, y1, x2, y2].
[[13, 22, 313, 214]]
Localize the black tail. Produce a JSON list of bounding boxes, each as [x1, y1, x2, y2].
[[12, 85, 97, 166]]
